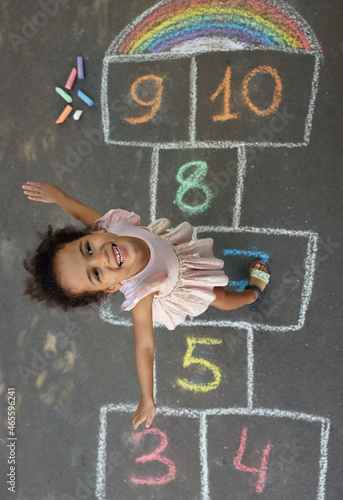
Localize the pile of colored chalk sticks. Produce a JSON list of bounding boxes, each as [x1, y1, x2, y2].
[[55, 56, 94, 124]]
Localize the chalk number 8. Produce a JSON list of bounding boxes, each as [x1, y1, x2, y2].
[[175, 161, 214, 215]]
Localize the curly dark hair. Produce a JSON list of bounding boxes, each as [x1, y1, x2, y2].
[[23, 225, 106, 311]]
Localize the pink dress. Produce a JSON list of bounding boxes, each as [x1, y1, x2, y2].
[[92, 209, 229, 330]]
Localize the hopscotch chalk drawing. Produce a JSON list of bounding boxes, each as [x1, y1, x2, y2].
[[96, 1, 330, 499]]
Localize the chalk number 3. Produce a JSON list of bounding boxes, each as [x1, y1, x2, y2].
[[131, 428, 176, 485]]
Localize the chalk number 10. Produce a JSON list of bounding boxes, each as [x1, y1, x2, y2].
[[124, 65, 282, 124], [211, 65, 282, 120]]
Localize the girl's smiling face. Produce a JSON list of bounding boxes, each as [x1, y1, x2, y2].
[[55, 230, 149, 295]]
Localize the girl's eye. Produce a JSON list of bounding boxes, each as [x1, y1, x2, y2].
[[86, 242, 93, 255], [94, 268, 100, 281]]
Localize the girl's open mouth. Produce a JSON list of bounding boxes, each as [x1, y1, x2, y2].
[[112, 244, 124, 267]]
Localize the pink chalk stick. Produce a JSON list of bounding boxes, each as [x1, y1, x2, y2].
[[65, 68, 77, 90]]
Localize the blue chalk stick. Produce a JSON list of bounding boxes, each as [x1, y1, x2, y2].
[[77, 89, 94, 107], [77, 56, 84, 79]]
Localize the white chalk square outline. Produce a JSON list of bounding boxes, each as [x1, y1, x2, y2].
[[154, 325, 251, 411], [101, 51, 321, 149], [95, 404, 330, 500], [99, 226, 318, 333], [182, 225, 319, 333]]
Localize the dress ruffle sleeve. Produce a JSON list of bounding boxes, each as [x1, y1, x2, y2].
[[91, 209, 141, 231]]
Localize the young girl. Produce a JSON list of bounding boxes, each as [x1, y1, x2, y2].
[[22, 182, 270, 430]]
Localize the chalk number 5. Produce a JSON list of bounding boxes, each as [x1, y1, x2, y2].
[[177, 337, 222, 392]]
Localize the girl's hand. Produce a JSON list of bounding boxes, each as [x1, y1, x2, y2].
[[22, 182, 66, 204], [133, 398, 156, 430]]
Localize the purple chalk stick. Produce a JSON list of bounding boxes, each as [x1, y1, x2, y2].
[[77, 57, 84, 80]]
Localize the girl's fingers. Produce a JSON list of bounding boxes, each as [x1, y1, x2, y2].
[[23, 190, 41, 195], [22, 183, 42, 189], [22, 184, 46, 200], [133, 414, 146, 430], [23, 182, 43, 186], [134, 417, 144, 429], [22, 188, 42, 195], [23, 192, 42, 199], [145, 416, 153, 428], [22, 182, 49, 192]]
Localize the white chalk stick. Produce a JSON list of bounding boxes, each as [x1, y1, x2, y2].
[[73, 110, 83, 120]]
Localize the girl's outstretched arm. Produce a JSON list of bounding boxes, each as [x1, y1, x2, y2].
[[131, 293, 156, 429], [22, 182, 103, 228]]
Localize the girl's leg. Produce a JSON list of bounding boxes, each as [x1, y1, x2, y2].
[[210, 262, 269, 311]]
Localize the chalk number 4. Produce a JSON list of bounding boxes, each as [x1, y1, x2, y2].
[[234, 426, 272, 494]]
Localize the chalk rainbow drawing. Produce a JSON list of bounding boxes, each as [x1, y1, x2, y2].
[[101, 0, 322, 148], [117, 0, 318, 55], [96, 2, 330, 499]]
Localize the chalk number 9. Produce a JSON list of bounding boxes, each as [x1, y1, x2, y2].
[[124, 75, 163, 124]]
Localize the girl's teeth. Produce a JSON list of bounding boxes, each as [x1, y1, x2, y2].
[[113, 245, 123, 266]]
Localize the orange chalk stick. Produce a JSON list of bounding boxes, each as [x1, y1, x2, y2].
[[55, 105, 73, 124]]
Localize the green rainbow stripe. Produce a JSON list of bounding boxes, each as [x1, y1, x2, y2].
[[118, 0, 312, 54]]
